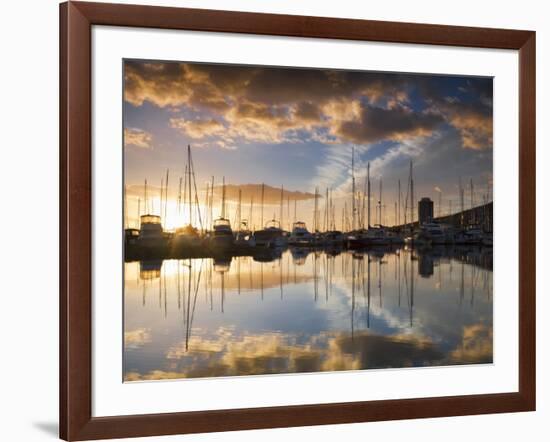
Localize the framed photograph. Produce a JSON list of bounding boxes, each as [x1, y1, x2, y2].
[[60, 1, 536, 440]]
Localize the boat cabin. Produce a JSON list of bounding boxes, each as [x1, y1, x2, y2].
[[213, 218, 233, 236], [264, 219, 282, 231]]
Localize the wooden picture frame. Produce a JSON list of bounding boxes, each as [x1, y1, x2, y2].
[[60, 1, 536, 440]]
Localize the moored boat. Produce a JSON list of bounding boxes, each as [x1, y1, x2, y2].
[[137, 214, 167, 249], [288, 221, 314, 246], [324, 230, 345, 246], [234, 220, 256, 247], [455, 225, 484, 245], [420, 222, 449, 245], [254, 220, 287, 248], [173, 224, 202, 251], [210, 217, 234, 249]]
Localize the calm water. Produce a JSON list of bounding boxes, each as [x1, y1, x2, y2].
[[124, 246, 493, 381]]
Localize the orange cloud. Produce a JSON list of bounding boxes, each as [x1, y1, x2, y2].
[[124, 127, 152, 149], [448, 324, 493, 364], [125, 328, 152, 349], [448, 112, 493, 150], [169, 117, 226, 139]]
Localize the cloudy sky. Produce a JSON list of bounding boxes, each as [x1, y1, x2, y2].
[[124, 60, 492, 230]]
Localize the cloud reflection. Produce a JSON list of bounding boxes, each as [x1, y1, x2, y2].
[[125, 328, 460, 381]]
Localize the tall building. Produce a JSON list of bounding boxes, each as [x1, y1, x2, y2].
[[418, 197, 434, 224]]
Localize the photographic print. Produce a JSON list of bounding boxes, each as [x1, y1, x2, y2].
[[123, 60, 493, 382]]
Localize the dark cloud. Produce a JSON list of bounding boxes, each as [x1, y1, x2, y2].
[[294, 101, 323, 123], [334, 333, 444, 369], [124, 60, 412, 112], [418, 76, 493, 150], [335, 105, 444, 144]]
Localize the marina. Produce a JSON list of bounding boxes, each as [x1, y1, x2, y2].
[[125, 145, 493, 262]]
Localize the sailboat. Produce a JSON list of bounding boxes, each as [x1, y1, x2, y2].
[[322, 188, 344, 246], [253, 183, 287, 248], [287, 198, 314, 246], [211, 177, 234, 250], [174, 147, 202, 251], [137, 178, 167, 250], [347, 160, 393, 247], [124, 185, 139, 247], [234, 187, 256, 247]]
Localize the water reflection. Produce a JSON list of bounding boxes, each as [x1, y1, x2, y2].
[[124, 246, 493, 381]]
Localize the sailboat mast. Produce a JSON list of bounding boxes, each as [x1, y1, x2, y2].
[[210, 176, 214, 230], [188, 145, 203, 230], [261, 183, 265, 227], [136, 197, 141, 228], [351, 147, 356, 231], [182, 165, 188, 223], [124, 185, 128, 229], [177, 177, 182, 216], [203, 182, 209, 229], [314, 187, 319, 232], [361, 172, 367, 229], [238, 188, 242, 229], [221, 176, 226, 219], [379, 179, 382, 225], [330, 189, 334, 230], [324, 188, 329, 232], [187, 145, 192, 226], [164, 169, 169, 224], [287, 195, 290, 230], [280, 185, 284, 226], [409, 161, 414, 226], [249, 196, 254, 230], [470, 178, 474, 209], [344, 201, 348, 231], [367, 162, 371, 229], [459, 177, 464, 227], [160, 177, 164, 220], [398, 179, 401, 226], [470, 178, 474, 224], [144, 179, 148, 214]]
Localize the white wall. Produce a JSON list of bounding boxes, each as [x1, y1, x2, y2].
[[0, 0, 547, 441]]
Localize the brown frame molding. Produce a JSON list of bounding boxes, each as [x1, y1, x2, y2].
[[60, 2, 536, 440]]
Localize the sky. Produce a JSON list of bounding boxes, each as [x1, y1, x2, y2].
[[123, 60, 493, 231]]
